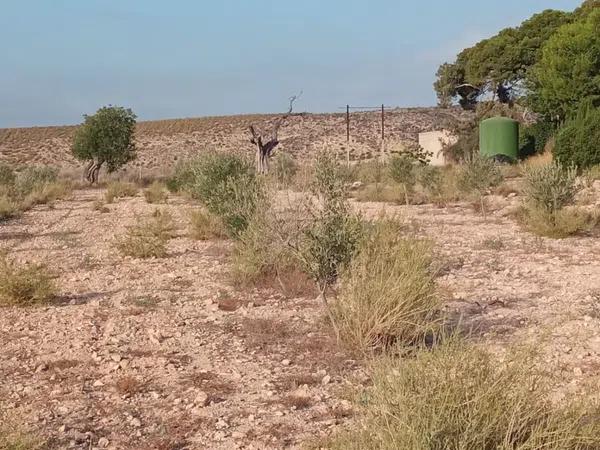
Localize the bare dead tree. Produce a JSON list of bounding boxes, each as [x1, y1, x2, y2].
[[249, 92, 301, 174]]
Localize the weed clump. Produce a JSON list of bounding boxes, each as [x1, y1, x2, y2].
[[520, 161, 593, 237], [333, 220, 439, 352], [0, 255, 56, 306], [143, 181, 168, 204], [105, 181, 138, 203], [325, 339, 600, 450], [189, 209, 226, 240], [116, 210, 176, 258]]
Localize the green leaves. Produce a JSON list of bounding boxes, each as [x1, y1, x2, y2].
[[71, 106, 137, 173]]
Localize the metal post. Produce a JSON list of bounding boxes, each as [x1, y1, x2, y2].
[[380, 104, 385, 161], [346, 105, 350, 168]]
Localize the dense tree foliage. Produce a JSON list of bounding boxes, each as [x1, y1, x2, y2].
[[527, 10, 600, 122], [72, 106, 137, 184], [434, 9, 572, 107], [554, 102, 600, 169]]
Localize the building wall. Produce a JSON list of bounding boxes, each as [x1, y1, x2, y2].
[[418, 130, 457, 166]]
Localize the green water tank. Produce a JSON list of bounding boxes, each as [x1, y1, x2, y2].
[[479, 117, 519, 160]]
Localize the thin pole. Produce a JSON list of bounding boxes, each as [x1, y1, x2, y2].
[[380, 104, 385, 161], [381, 104, 385, 141], [346, 105, 350, 142], [346, 104, 350, 168]]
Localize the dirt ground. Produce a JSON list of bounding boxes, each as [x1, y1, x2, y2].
[[1, 186, 600, 449]]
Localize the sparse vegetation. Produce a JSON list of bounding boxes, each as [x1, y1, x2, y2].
[[185, 153, 264, 237], [325, 338, 600, 450], [116, 209, 176, 258], [0, 165, 71, 220], [272, 152, 298, 187], [0, 254, 56, 306], [388, 155, 416, 204], [144, 181, 168, 204], [189, 209, 226, 240], [105, 181, 139, 203], [333, 220, 439, 352], [520, 161, 593, 237]]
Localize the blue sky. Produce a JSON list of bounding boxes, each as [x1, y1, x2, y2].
[[0, 0, 581, 127]]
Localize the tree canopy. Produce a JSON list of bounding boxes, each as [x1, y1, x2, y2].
[[527, 9, 600, 122], [71, 106, 137, 183], [435, 9, 572, 108]]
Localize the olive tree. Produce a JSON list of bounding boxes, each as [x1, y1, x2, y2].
[[71, 106, 137, 184]]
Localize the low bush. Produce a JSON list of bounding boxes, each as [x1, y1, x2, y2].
[[333, 220, 439, 352], [324, 339, 600, 450], [116, 210, 176, 258], [519, 161, 591, 238], [186, 153, 263, 237], [15, 166, 58, 196], [0, 165, 70, 219], [105, 181, 138, 203], [298, 152, 364, 298], [143, 181, 168, 204], [189, 209, 226, 240], [388, 155, 416, 204], [0, 255, 56, 306], [520, 206, 596, 239], [523, 161, 579, 213], [354, 184, 405, 204], [457, 155, 503, 195]]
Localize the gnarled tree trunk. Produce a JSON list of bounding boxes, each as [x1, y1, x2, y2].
[[83, 158, 104, 184], [249, 93, 301, 174]]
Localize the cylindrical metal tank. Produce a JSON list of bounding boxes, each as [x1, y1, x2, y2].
[[479, 117, 519, 160]]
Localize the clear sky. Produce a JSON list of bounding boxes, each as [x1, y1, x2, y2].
[[0, 0, 582, 128]]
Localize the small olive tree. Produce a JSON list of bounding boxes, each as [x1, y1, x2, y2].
[[72, 106, 137, 184]]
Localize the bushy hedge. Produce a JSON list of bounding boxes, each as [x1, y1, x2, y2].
[[554, 107, 600, 169]]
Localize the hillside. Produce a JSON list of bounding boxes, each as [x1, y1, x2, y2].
[[0, 108, 467, 174]]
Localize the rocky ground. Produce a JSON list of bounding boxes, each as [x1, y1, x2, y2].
[[1, 185, 599, 449]]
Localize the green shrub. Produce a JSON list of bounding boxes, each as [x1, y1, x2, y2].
[[0, 255, 56, 306], [388, 155, 416, 204], [519, 120, 556, 158], [105, 181, 138, 203], [143, 181, 168, 204], [523, 161, 578, 213], [299, 152, 364, 297], [554, 106, 600, 169], [325, 339, 600, 450], [333, 220, 439, 352], [189, 209, 226, 240], [416, 166, 461, 206], [521, 161, 590, 237], [116, 210, 176, 258], [457, 155, 503, 194], [187, 153, 263, 237], [14, 166, 58, 196]]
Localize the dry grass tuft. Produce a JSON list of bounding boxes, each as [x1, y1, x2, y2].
[[324, 338, 600, 450], [354, 184, 405, 204], [333, 219, 439, 352], [105, 181, 138, 203], [188, 209, 226, 241], [115, 375, 144, 396], [143, 181, 168, 204], [0, 255, 56, 306], [116, 209, 176, 258]]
